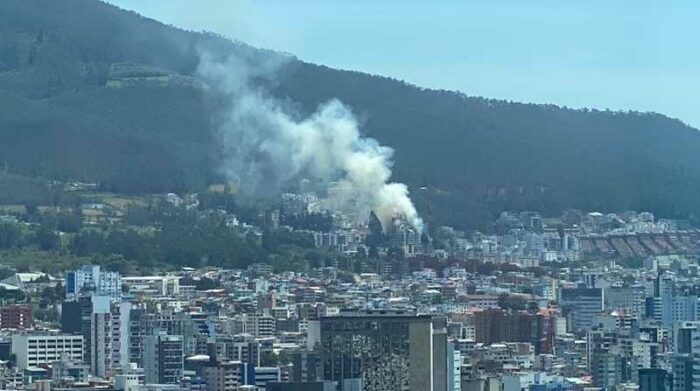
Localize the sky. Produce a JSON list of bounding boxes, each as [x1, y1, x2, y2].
[[108, 0, 700, 128]]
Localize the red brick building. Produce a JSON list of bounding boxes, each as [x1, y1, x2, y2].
[[0, 304, 32, 329], [472, 308, 556, 354]]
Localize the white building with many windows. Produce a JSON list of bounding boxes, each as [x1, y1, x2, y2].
[[11, 333, 83, 370], [65, 265, 121, 300]]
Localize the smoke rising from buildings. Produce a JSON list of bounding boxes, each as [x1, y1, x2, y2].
[[198, 52, 423, 233]]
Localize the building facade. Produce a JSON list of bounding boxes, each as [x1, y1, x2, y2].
[[65, 265, 122, 300], [11, 333, 83, 370], [143, 331, 184, 384], [316, 310, 450, 391], [0, 305, 32, 329]]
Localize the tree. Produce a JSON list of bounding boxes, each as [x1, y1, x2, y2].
[[498, 294, 528, 311], [366, 212, 385, 248], [277, 350, 292, 365], [40, 286, 58, 305], [5, 354, 15, 369], [0, 223, 22, 249], [54, 281, 65, 301], [0, 287, 26, 302], [260, 351, 278, 367], [261, 229, 280, 252], [24, 203, 38, 217], [56, 212, 82, 232], [528, 301, 540, 314], [35, 224, 60, 251]]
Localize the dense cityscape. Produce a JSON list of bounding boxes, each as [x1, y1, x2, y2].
[[0, 184, 696, 391], [1, 1, 698, 391]]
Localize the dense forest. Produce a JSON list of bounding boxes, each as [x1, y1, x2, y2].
[[1, 0, 700, 230]]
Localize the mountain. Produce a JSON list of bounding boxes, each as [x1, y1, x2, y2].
[[1, 0, 699, 230]]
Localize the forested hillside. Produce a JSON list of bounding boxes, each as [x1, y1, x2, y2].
[[1, 0, 699, 229]]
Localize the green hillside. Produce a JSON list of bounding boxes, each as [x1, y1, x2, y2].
[[1, 0, 699, 229]]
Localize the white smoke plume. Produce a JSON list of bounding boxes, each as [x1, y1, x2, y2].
[[197, 51, 424, 233]]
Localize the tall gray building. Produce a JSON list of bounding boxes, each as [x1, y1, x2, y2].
[[560, 288, 604, 332], [143, 330, 184, 384], [62, 294, 128, 377], [672, 321, 700, 391], [639, 368, 672, 391], [314, 310, 450, 391]]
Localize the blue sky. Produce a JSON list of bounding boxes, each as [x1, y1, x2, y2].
[[108, 0, 700, 128]]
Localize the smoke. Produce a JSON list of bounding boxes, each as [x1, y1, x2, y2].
[[197, 51, 424, 233]]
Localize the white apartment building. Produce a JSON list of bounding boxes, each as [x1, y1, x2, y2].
[[66, 265, 122, 300], [11, 333, 83, 370]]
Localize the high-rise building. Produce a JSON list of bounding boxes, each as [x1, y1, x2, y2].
[[315, 310, 449, 391], [672, 354, 693, 391], [11, 333, 83, 370], [644, 272, 678, 327], [291, 351, 321, 383], [245, 313, 276, 338], [646, 294, 700, 328], [447, 341, 461, 391], [93, 300, 131, 377], [60, 300, 84, 335], [590, 352, 624, 389], [389, 223, 422, 256], [143, 331, 184, 384], [672, 321, 700, 391], [560, 288, 604, 332], [585, 324, 643, 388], [639, 368, 672, 391], [65, 265, 122, 300], [92, 309, 113, 377], [111, 300, 131, 369], [128, 305, 153, 367], [472, 308, 556, 354], [62, 295, 130, 377]]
